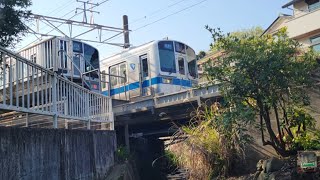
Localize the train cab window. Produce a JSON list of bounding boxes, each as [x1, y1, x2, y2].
[[175, 42, 186, 54], [186, 45, 197, 78], [158, 41, 176, 73], [119, 63, 127, 84], [73, 41, 83, 53], [110, 66, 118, 87], [178, 57, 185, 75], [140, 55, 149, 78], [188, 60, 197, 78], [84, 44, 99, 72]]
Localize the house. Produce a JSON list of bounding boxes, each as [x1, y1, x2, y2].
[[197, 0, 320, 83], [263, 0, 320, 52]]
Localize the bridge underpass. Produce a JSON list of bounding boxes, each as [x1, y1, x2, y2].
[[112, 85, 222, 150]]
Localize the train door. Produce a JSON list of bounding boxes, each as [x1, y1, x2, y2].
[[177, 54, 187, 90], [139, 54, 150, 96]]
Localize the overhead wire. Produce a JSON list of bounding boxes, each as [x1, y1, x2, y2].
[[19, 7, 84, 50], [99, 0, 208, 48], [133, 0, 208, 31], [129, 0, 190, 26], [100, 0, 190, 39], [20, 0, 110, 50], [46, 0, 75, 16]]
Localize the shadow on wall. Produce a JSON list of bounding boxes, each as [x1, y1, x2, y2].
[[0, 127, 116, 180]]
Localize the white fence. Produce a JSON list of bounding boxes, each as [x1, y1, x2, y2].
[[0, 46, 113, 129]]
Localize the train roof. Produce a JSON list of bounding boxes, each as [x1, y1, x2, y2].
[[17, 36, 96, 53], [101, 40, 155, 62]]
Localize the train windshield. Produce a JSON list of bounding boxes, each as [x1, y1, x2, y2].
[[186, 46, 197, 78], [158, 41, 176, 73], [84, 44, 99, 71]]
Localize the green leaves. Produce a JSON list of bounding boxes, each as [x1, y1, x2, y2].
[[0, 0, 31, 47], [204, 27, 319, 156]]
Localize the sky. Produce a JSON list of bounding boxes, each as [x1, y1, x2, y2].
[[17, 0, 292, 59]]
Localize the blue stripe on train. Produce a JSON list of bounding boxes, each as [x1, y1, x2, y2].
[[102, 76, 192, 96]]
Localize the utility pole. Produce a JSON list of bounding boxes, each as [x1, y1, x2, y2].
[[123, 15, 130, 48]]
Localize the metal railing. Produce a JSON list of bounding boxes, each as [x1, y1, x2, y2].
[[0, 46, 113, 129]]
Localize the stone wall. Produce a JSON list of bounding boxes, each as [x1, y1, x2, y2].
[[0, 127, 116, 180]]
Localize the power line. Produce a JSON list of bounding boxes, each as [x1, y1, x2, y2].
[[46, 0, 75, 16], [99, 0, 208, 47], [129, 0, 190, 26], [100, 0, 189, 38], [134, 0, 208, 31]]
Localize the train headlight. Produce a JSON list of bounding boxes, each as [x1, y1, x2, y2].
[[162, 78, 172, 84]]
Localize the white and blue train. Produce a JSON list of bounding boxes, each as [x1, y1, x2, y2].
[[100, 40, 198, 100], [18, 37, 101, 92]]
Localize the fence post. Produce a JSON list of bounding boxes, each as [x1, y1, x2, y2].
[[109, 97, 114, 130], [86, 93, 90, 129], [52, 73, 58, 128]]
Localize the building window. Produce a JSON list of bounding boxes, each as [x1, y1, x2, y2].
[[306, 0, 320, 11], [311, 35, 320, 52]]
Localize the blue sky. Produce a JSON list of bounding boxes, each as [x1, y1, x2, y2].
[[18, 0, 292, 59]]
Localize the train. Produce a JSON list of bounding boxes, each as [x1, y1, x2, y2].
[[100, 40, 198, 100], [17, 36, 101, 92]]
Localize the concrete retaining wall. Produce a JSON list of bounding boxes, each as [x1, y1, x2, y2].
[[0, 127, 116, 180]]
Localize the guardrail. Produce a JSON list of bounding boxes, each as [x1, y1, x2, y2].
[[0, 46, 113, 129]]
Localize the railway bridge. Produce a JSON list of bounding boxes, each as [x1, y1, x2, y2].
[[0, 45, 221, 140]]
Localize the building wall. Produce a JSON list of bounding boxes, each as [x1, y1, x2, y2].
[[0, 127, 116, 180], [293, 0, 309, 17]]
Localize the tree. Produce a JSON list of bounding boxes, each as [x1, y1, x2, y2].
[[204, 27, 318, 157], [230, 26, 264, 39], [209, 26, 264, 54], [0, 0, 31, 48], [197, 50, 207, 60]]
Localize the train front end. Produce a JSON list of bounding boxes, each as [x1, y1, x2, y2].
[[156, 40, 198, 94]]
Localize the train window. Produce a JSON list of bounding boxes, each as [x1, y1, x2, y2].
[[158, 41, 176, 73], [110, 66, 118, 87], [178, 57, 185, 75], [188, 60, 197, 78], [73, 41, 83, 53], [102, 70, 106, 89], [140, 55, 149, 78], [186, 46, 196, 59], [84, 44, 99, 72], [30, 54, 36, 63], [175, 42, 186, 54], [59, 40, 68, 69], [119, 63, 127, 84]]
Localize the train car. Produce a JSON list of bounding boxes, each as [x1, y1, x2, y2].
[[100, 40, 198, 100], [18, 36, 101, 92]]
